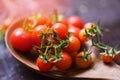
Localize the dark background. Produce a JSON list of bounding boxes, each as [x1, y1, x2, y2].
[[0, 0, 120, 80]]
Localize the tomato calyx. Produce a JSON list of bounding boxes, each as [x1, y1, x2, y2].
[[23, 18, 35, 33], [51, 10, 66, 25], [107, 46, 120, 59], [94, 41, 119, 62], [94, 42, 119, 58], [36, 27, 70, 63], [79, 49, 92, 61], [84, 23, 103, 41], [51, 10, 59, 23]]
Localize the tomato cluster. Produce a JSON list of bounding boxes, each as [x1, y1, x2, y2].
[[100, 46, 120, 63], [8, 12, 119, 72]]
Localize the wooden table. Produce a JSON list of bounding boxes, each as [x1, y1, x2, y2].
[[0, 0, 120, 80]]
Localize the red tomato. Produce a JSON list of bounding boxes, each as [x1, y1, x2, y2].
[[68, 26, 80, 39], [58, 18, 68, 27], [55, 52, 72, 70], [37, 16, 48, 25], [84, 22, 95, 29], [36, 16, 52, 27], [32, 25, 47, 44], [69, 52, 77, 63], [10, 28, 33, 51], [113, 54, 119, 62], [79, 29, 88, 42], [64, 35, 81, 52], [68, 16, 83, 29], [36, 56, 54, 72], [32, 43, 45, 54], [76, 52, 92, 69], [52, 23, 68, 39], [2, 18, 13, 30], [101, 55, 112, 63], [28, 16, 52, 28]]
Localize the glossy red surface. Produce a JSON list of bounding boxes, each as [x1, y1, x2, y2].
[[0, 0, 120, 80]]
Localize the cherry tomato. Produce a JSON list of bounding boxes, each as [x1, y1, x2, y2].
[[68, 26, 80, 39], [10, 28, 33, 51], [113, 54, 119, 62], [36, 16, 52, 27], [32, 25, 47, 44], [79, 29, 88, 42], [64, 35, 81, 52], [68, 16, 83, 29], [37, 16, 48, 25], [32, 43, 45, 54], [36, 56, 54, 72], [76, 52, 92, 69], [101, 55, 112, 63], [2, 18, 13, 30], [52, 23, 68, 39], [58, 18, 68, 27], [55, 52, 72, 70], [69, 52, 77, 63], [84, 22, 95, 29]]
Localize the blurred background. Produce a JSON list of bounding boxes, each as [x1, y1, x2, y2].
[[0, 0, 120, 80]]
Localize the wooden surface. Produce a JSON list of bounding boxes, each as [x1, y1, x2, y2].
[[0, 0, 120, 80]]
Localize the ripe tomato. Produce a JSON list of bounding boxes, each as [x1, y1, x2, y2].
[[32, 25, 47, 44], [79, 29, 88, 42], [64, 35, 81, 52], [101, 55, 112, 63], [36, 16, 52, 27], [68, 26, 80, 39], [58, 18, 68, 27], [113, 54, 119, 62], [55, 52, 72, 70], [10, 28, 34, 51], [32, 43, 45, 54], [68, 16, 83, 29], [37, 16, 48, 25], [2, 18, 13, 30], [69, 52, 77, 63], [52, 23, 68, 39], [84, 22, 95, 29], [36, 56, 54, 72], [76, 52, 92, 69]]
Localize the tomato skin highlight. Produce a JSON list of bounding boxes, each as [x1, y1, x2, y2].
[[76, 52, 92, 69], [36, 56, 54, 72], [79, 29, 88, 42], [55, 52, 72, 70], [52, 23, 68, 39], [68, 26, 80, 39], [84, 22, 95, 29], [10, 28, 34, 51], [68, 16, 83, 29], [101, 55, 113, 63], [64, 35, 81, 52], [32, 25, 47, 44]]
